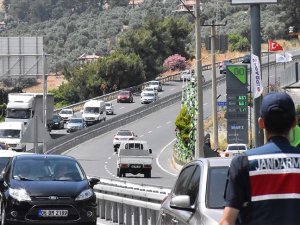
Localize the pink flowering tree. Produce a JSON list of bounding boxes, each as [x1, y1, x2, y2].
[[163, 54, 187, 71]]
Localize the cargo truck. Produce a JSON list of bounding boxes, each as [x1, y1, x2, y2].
[[82, 100, 106, 126], [5, 93, 54, 131]]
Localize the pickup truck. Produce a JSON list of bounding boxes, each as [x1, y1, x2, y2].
[[117, 140, 153, 178]]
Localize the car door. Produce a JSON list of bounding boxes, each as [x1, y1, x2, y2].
[[161, 164, 201, 225]]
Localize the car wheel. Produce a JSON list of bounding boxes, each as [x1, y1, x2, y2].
[[117, 169, 120, 177], [144, 171, 151, 178]]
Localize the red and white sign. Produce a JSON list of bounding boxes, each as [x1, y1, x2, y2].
[[269, 40, 283, 52]]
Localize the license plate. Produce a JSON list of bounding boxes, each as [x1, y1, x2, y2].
[[131, 165, 141, 168], [38, 209, 68, 217]]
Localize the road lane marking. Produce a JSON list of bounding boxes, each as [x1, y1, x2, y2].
[[148, 131, 152, 134], [170, 88, 175, 91], [139, 135, 144, 137], [166, 121, 171, 124], [156, 138, 177, 177], [204, 103, 208, 106], [119, 107, 125, 109], [157, 125, 162, 128]]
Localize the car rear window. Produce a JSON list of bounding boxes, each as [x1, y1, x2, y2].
[[206, 167, 228, 209], [228, 145, 247, 150]]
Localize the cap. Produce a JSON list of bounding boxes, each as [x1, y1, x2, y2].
[[260, 92, 295, 119]]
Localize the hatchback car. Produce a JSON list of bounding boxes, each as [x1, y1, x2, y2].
[[117, 91, 133, 103], [141, 92, 157, 104], [242, 54, 251, 63], [51, 115, 64, 130], [58, 108, 74, 123], [105, 102, 114, 115], [219, 60, 233, 74], [66, 117, 85, 133], [157, 157, 231, 225], [0, 154, 99, 225], [113, 129, 137, 152]]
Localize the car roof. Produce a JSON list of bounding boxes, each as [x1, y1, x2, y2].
[[0, 150, 33, 157], [13, 154, 76, 161]]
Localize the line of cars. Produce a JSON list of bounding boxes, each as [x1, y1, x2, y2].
[[0, 151, 99, 225]]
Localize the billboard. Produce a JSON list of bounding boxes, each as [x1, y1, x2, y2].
[[231, 0, 277, 4], [0, 37, 44, 77]]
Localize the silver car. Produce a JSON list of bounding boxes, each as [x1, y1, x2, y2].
[[157, 157, 231, 225], [66, 118, 85, 133]]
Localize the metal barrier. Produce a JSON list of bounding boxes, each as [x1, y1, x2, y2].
[[93, 178, 171, 225]]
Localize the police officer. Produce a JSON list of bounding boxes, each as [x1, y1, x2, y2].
[[219, 92, 300, 225]]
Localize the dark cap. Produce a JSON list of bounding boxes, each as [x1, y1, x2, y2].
[[260, 92, 295, 119]]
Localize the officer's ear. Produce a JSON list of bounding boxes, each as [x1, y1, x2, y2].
[[258, 117, 265, 129]]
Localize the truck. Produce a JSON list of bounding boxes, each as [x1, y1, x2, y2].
[[82, 100, 106, 126], [5, 93, 54, 131], [0, 122, 26, 151], [117, 140, 153, 178]]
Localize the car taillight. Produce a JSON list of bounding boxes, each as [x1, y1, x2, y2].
[[120, 164, 129, 168], [144, 164, 152, 168], [225, 152, 230, 157], [129, 138, 134, 140], [114, 137, 119, 140]]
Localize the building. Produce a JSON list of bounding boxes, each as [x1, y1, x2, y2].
[[128, 0, 144, 8], [174, 0, 196, 12], [77, 53, 100, 65]]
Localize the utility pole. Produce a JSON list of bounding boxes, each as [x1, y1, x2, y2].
[[195, 0, 204, 158]]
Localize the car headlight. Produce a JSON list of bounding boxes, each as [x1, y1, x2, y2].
[[75, 189, 93, 201], [9, 188, 31, 201]]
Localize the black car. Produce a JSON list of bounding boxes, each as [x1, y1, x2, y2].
[[242, 54, 251, 63], [0, 154, 99, 225], [52, 115, 65, 130]]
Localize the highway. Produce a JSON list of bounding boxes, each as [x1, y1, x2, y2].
[[55, 51, 299, 187]]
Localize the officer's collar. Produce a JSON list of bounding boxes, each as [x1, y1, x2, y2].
[[267, 135, 290, 143]]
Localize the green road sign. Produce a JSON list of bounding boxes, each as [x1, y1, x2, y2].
[[227, 65, 247, 84]]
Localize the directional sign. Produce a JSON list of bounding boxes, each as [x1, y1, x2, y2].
[[217, 101, 226, 107]]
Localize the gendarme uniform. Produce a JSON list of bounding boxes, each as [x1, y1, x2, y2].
[[224, 92, 300, 225]]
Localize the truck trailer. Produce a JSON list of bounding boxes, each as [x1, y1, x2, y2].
[[5, 93, 54, 131]]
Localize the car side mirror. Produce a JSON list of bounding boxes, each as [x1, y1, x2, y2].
[[149, 149, 152, 154], [89, 177, 100, 188]]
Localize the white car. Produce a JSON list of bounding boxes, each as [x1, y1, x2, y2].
[[141, 92, 157, 104], [0, 150, 32, 172], [148, 80, 162, 92], [58, 108, 74, 123], [141, 87, 158, 97], [113, 130, 137, 152], [180, 70, 192, 81], [222, 143, 248, 157], [105, 102, 114, 115]]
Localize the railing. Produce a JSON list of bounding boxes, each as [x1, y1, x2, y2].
[[93, 177, 171, 225]]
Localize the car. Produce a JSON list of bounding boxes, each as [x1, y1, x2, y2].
[[180, 70, 192, 81], [141, 92, 157, 104], [113, 130, 137, 152], [0, 143, 8, 150], [51, 115, 64, 130], [157, 157, 231, 225], [0, 154, 99, 225], [222, 143, 248, 157], [141, 86, 158, 97], [117, 90, 133, 103], [148, 80, 163, 92], [219, 60, 233, 74], [242, 54, 251, 63], [58, 108, 74, 123], [105, 102, 114, 115], [66, 117, 85, 133]]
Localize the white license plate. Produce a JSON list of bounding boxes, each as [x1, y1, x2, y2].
[[131, 165, 141, 168], [38, 209, 68, 217]]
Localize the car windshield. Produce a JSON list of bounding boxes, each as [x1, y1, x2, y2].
[[12, 158, 85, 181], [105, 103, 111, 107], [69, 118, 82, 124], [119, 92, 129, 96], [0, 129, 20, 138], [149, 81, 158, 85], [144, 88, 153, 91], [0, 157, 11, 172], [228, 145, 247, 150], [144, 93, 155, 96], [60, 110, 72, 114], [52, 115, 60, 121], [117, 130, 133, 136], [6, 109, 31, 119], [206, 167, 228, 209], [84, 107, 100, 113]]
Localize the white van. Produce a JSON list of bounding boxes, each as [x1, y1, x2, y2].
[[82, 100, 106, 126], [0, 122, 26, 151]]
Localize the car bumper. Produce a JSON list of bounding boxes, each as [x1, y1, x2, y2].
[[4, 196, 97, 225], [106, 110, 113, 114], [118, 98, 130, 102]]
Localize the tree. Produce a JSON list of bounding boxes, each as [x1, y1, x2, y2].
[[163, 54, 187, 71]]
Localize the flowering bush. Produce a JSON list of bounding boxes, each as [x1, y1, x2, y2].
[[163, 54, 187, 71]]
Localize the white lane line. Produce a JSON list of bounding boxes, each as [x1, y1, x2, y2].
[[148, 131, 152, 134], [203, 103, 208, 106], [157, 125, 162, 128], [156, 138, 177, 177], [105, 161, 108, 164], [170, 88, 175, 91], [166, 121, 171, 124], [139, 135, 144, 137], [108, 157, 111, 160], [119, 107, 125, 109]]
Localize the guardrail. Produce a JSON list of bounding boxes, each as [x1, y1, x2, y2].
[[93, 178, 171, 225]]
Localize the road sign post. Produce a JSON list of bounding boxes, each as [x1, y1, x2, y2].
[[226, 65, 249, 144]]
